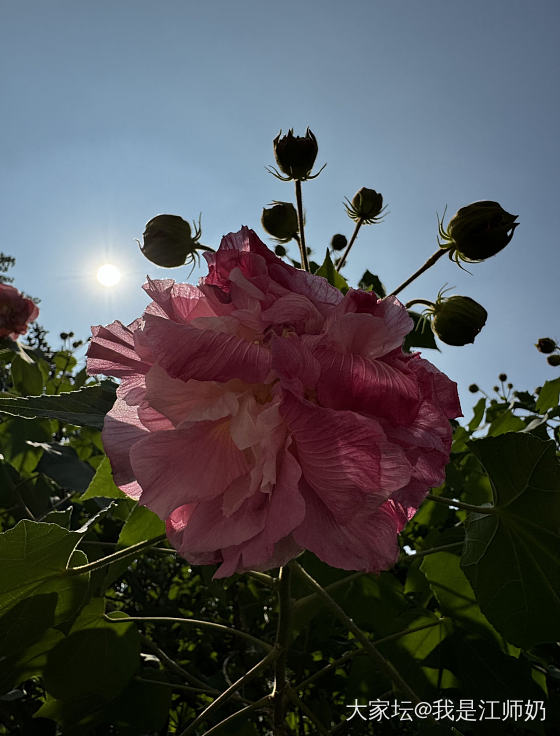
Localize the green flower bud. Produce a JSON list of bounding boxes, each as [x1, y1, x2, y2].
[[536, 337, 557, 354], [547, 354, 560, 367], [273, 128, 319, 181], [344, 188, 385, 224], [431, 295, 488, 346], [261, 202, 299, 243], [330, 233, 347, 251], [499, 373, 507, 382], [468, 383, 479, 393], [274, 244, 287, 257], [141, 214, 204, 268], [441, 201, 519, 262]]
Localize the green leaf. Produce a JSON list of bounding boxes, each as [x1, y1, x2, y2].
[[0, 381, 117, 429], [536, 377, 560, 413], [358, 269, 386, 297], [118, 504, 165, 547], [403, 312, 439, 352], [10, 354, 44, 395], [44, 598, 140, 701], [81, 455, 127, 500], [0, 520, 89, 625], [461, 433, 560, 648], [104, 668, 172, 733], [468, 397, 486, 431], [315, 249, 349, 291], [487, 409, 525, 436], [420, 552, 499, 642], [36, 443, 95, 493], [0, 622, 64, 692]]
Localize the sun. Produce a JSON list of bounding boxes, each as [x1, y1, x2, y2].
[[96, 263, 121, 287]]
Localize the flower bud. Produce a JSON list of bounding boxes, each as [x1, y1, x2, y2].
[[261, 202, 299, 243], [274, 244, 287, 257], [536, 337, 557, 354], [330, 233, 347, 251], [431, 295, 488, 346], [273, 128, 319, 180], [468, 383, 479, 393], [499, 373, 507, 382], [547, 355, 560, 367], [141, 214, 202, 268], [344, 188, 385, 224], [442, 201, 518, 262]]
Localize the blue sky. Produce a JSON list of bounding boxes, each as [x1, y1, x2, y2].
[[2, 0, 559, 414]]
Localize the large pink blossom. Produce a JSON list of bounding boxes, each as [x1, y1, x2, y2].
[[0, 283, 39, 340], [87, 227, 461, 577]]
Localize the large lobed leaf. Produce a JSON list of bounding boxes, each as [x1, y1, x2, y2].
[[461, 432, 560, 648], [0, 381, 117, 429]]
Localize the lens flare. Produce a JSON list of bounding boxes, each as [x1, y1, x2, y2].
[[97, 264, 121, 287]]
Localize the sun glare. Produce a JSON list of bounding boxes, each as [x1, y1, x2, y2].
[[97, 263, 121, 287]]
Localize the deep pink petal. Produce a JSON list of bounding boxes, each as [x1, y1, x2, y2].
[[280, 391, 411, 520]]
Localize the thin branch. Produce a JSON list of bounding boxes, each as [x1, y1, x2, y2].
[[426, 493, 497, 515], [177, 647, 279, 736], [140, 635, 217, 693], [106, 613, 273, 652], [286, 686, 331, 736], [399, 541, 464, 562], [67, 534, 167, 575], [290, 561, 420, 703], [272, 565, 293, 734], [199, 695, 272, 736]]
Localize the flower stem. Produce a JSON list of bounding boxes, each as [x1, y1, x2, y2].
[[177, 647, 279, 736], [290, 561, 421, 703], [389, 247, 447, 297], [272, 565, 293, 735], [336, 218, 363, 270], [105, 613, 273, 652], [426, 493, 497, 515], [294, 180, 310, 272], [405, 298, 435, 310], [399, 541, 464, 561], [67, 534, 167, 575]]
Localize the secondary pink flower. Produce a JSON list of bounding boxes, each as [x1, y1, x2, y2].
[[0, 283, 39, 339], [87, 227, 461, 577]]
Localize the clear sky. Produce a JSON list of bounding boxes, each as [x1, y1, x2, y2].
[[2, 0, 559, 413]]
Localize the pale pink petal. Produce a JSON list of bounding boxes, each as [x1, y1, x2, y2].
[[143, 278, 216, 322], [293, 486, 402, 573], [142, 314, 272, 383], [145, 363, 240, 425], [129, 420, 251, 517], [87, 320, 151, 377]]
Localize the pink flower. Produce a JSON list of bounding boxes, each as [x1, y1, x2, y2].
[[87, 227, 461, 577], [0, 283, 39, 340]]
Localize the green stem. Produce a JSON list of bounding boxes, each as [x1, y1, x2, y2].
[[199, 696, 272, 736], [246, 570, 276, 587], [292, 571, 363, 615], [177, 647, 279, 736], [389, 247, 447, 297], [405, 298, 435, 310], [336, 218, 363, 270], [290, 561, 420, 703], [105, 613, 273, 652], [286, 686, 330, 735], [294, 618, 446, 692], [426, 493, 497, 515], [294, 180, 310, 272], [272, 565, 293, 734], [67, 534, 167, 575], [140, 635, 218, 693], [399, 541, 464, 562], [133, 676, 212, 694]]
